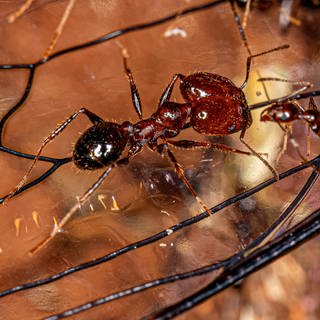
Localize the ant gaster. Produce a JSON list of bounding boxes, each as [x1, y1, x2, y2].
[[7, 45, 288, 253]]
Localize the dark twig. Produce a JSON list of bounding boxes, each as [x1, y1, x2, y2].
[[0, 156, 318, 298]]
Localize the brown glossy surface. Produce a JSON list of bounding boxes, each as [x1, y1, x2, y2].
[[261, 99, 320, 135], [180, 72, 250, 135], [0, 1, 319, 320], [261, 101, 301, 123]]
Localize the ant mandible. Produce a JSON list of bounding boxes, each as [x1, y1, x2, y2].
[[6, 44, 288, 254], [261, 97, 319, 159]]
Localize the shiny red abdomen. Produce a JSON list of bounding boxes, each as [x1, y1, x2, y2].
[[180, 72, 251, 135]]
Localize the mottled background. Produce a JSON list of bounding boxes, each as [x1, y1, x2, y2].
[[0, 1, 319, 319]]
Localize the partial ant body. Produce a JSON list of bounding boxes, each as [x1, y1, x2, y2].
[[6, 44, 290, 254], [261, 97, 319, 159], [261, 97, 320, 135]]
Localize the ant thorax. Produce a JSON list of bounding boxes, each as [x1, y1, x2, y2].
[[130, 101, 191, 146]]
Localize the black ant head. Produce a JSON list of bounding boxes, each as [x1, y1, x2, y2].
[[73, 122, 129, 170]]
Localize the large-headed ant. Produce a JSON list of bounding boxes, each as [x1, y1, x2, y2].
[[5, 43, 289, 254], [1, 2, 320, 320]]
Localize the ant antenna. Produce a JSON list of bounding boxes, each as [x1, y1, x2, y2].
[[240, 44, 290, 90]]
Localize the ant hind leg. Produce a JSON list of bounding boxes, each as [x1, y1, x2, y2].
[[240, 125, 279, 180], [156, 142, 211, 216], [166, 139, 254, 156], [120, 47, 143, 120]]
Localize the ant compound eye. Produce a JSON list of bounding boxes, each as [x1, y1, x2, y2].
[[198, 111, 208, 120], [73, 122, 127, 170]]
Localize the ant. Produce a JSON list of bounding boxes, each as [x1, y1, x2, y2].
[[0, 2, 319, 318], [4, 42, 289, 254], [261, 97, 319, 160]]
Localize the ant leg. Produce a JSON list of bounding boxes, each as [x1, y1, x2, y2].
[[7, 0, 34, 23], [308, 97, 318, 111], [240, 44, 290, 90], [30, 163, 115, 254], [229, 0, 272, 101], [43, 0, 77, 60], [0, 158, 72, 204], [158, 73, 185, 107], [229, 0, 252, 56], [239, 125, 279, 179], [258, 78, 312, 100], [307, 124, 311, 159], [166, 139, 256, 156], [274, 123, 289, 164], [306, 97, 318, 157], [156, 142, 211, 216], [242, 0, 252, 30], [276, 122, 311, 164], [120, 48, 143, 120], [4, 108, 103, 203], [30, 155, 132, 255]]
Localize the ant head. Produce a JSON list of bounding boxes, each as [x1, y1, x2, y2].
[[73, 122, 128, 170]]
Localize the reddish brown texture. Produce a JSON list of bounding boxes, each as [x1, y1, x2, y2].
[[180, 72, 251, 135], [261, 98, 320, 136], [0, 1, 319, 320]]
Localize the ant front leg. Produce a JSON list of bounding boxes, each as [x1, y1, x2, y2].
[[30, 163, 115, 254], [273, 121, 308, 165], [121, 49, 143, 120], [155, 142, 211, 216], [274, 122, 290, 164], [3, 108, 103, 203]]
